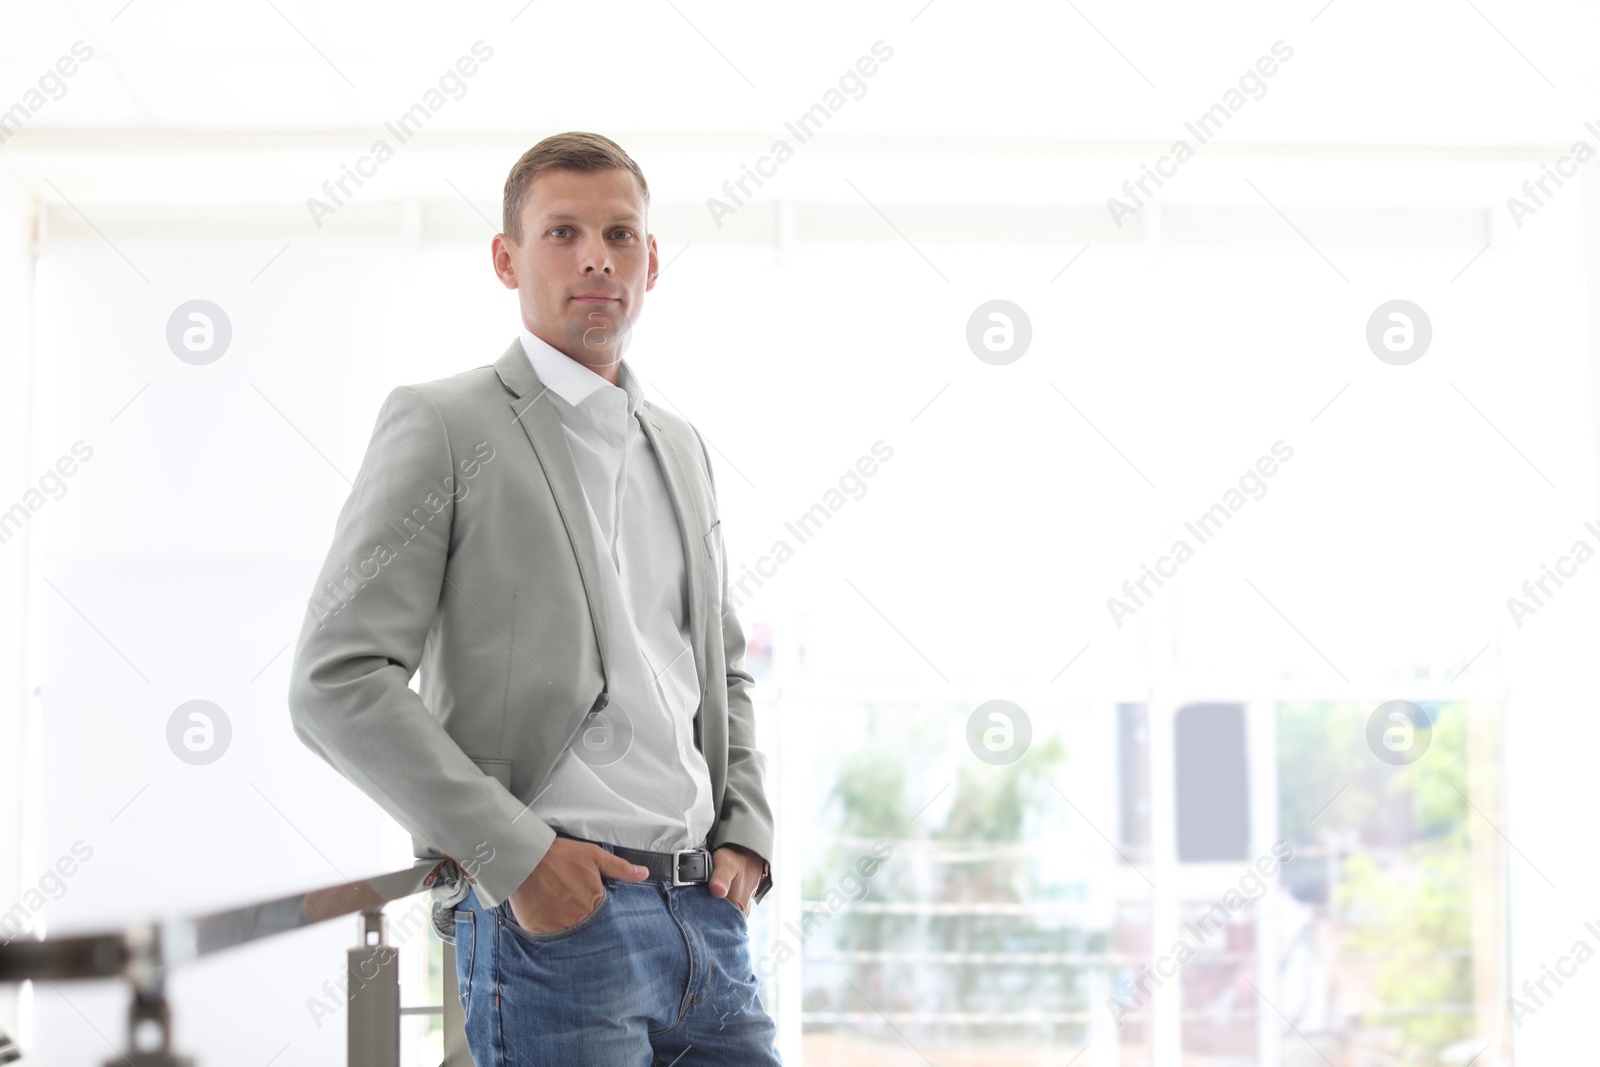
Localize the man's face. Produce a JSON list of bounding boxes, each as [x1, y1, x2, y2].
[[492, 167, 658, 375]]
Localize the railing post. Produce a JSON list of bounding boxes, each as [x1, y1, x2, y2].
[[347, 908, 399, 1067], [106, 924, 192, 1066], [99, 982, 194, 1067]]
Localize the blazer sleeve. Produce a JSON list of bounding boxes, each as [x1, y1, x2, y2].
[[286, 385, 555, 909], [691, 425, 777, 905]]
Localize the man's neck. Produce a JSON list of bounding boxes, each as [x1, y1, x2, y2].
[[528, 325, 622, 386]]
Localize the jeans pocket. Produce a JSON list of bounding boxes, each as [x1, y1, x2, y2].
[[453, 909, 476, 1019], [499, 880, 612, 944], [712, 888, 749, 924]]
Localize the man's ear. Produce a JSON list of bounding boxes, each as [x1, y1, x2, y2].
[[645, 233, 660, 292], [492, 234, 519, 290]]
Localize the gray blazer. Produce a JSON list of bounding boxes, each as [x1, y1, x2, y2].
[[287, 340, 774, 909]]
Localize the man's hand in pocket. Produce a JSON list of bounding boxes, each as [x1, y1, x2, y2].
[[707, 844, 766, 917], [509, 838, 649, 933]]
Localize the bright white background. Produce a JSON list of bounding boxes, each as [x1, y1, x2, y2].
[[3, 1, 1600, 1064]]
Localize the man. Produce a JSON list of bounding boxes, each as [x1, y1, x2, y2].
[[287, 131, 781, 1064]]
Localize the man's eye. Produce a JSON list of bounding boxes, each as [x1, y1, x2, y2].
[[550, 227, 571, 238], [612, 229, 634, 240]]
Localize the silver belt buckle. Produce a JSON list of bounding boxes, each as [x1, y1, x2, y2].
[[672, 847, 711, 886]]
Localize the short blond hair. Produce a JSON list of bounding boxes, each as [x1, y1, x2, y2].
[[501, 131, 650, 243]]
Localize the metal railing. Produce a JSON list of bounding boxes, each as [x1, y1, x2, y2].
[[0, 859, 469, 1066]]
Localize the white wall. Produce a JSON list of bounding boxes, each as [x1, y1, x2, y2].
[[0, 161, 37, 1050]]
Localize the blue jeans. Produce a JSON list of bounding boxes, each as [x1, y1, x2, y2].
[[453, 868, 783, 1065]]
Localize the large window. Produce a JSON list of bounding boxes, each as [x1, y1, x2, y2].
[[6, 140, 1592, 1064]]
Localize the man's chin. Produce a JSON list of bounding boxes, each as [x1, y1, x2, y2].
[[570, 300, 625, 320]]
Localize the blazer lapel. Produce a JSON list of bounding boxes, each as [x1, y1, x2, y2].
[[494, 340, 612, 702], [638, 403, 709, 703]]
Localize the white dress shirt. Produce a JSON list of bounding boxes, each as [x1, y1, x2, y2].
[[518, 327, 716, 854]]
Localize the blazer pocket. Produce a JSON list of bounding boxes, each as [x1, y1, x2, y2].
[[471, 757, 513, 791]]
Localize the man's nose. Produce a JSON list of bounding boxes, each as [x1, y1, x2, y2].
[[579, 237, 613, 274]]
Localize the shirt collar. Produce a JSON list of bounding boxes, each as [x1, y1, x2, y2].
[[518, 326, 643, 417]]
